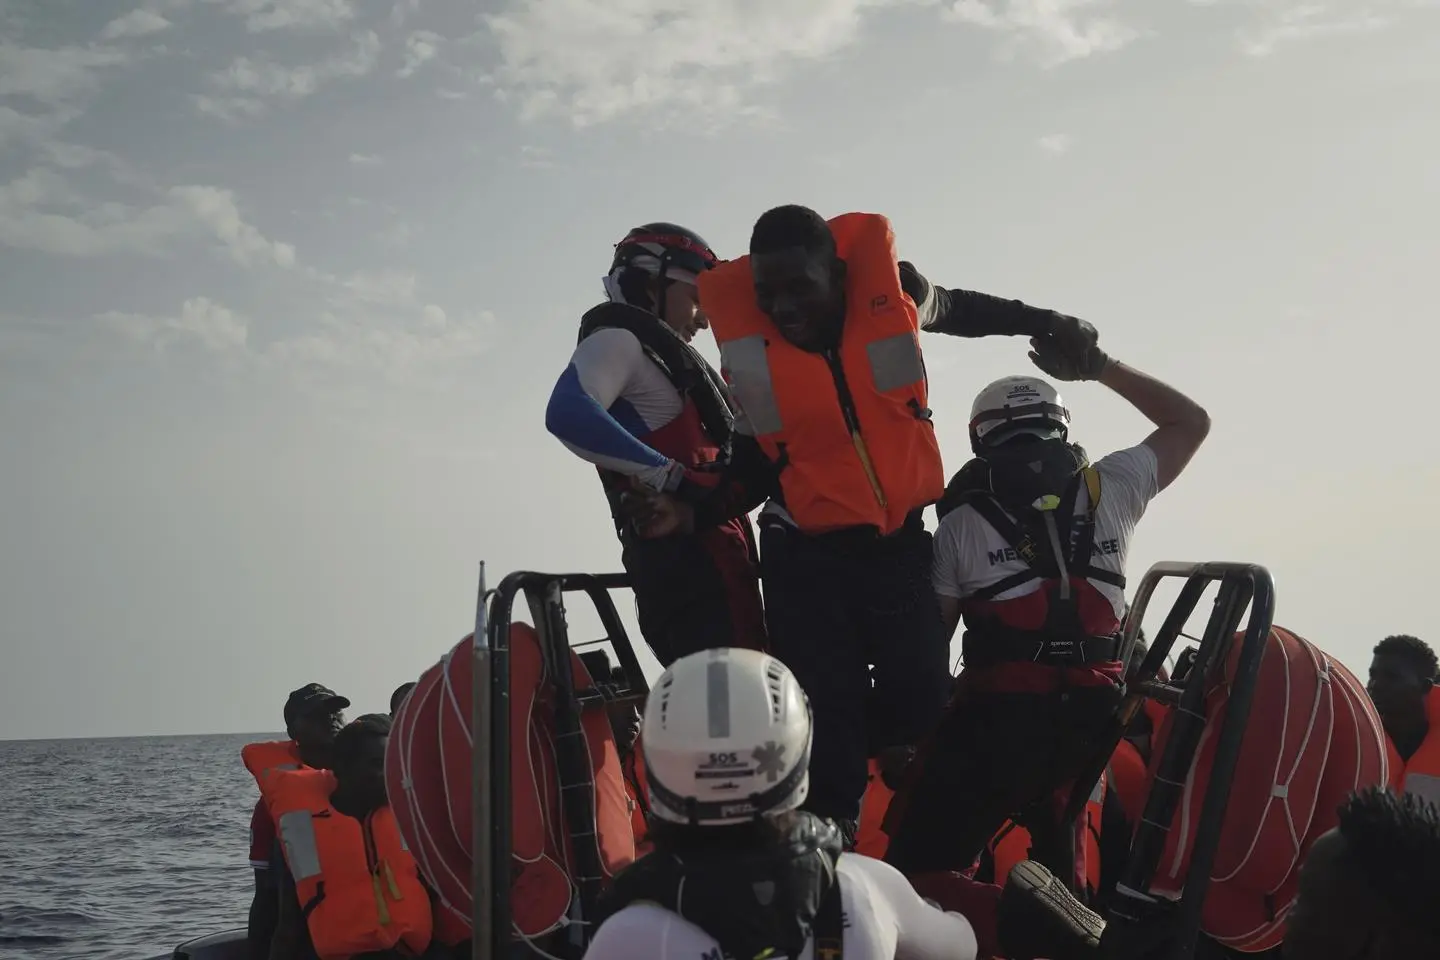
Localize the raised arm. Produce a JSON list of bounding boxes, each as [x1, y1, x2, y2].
[[900, 261, 1091, 342], [1096, 359, 1210, 492], [1028, 337, 1210, 492]]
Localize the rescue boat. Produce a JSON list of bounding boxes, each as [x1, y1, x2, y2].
[[151, 558, 1392, 960]]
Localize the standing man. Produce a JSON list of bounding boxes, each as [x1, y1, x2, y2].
[[692, 204, 1100, 841], [242, 683, 349, 960], [545, 224, 767, 665]]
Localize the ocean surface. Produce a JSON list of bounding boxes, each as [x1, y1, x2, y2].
[[0, 733, 271, 960]]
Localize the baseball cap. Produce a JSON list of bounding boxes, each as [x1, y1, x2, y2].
[[283, 683, 351, 724]]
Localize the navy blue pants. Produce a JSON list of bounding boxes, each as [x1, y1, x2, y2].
[[758, 516, 952, 823]]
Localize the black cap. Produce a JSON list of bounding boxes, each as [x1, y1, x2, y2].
[[283, 683, 351, 724]]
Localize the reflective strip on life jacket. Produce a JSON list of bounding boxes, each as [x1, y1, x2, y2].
[[263, 767, 433, 960], [698, 212, 945, 536]]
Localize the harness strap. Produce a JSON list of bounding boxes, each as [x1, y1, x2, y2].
[[965, 466, 1126, 603], [810, 877, 845, 960]]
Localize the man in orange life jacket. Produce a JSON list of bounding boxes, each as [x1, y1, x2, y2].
[[246, 683, 350, 960], [266, 713, 436, 960], [686, 204, 1102, 843], [883, 339, 1209, 921], [545, 224, 767, 666], [1367, 633, 1440, 805]]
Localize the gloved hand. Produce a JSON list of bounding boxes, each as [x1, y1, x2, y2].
[[1047, 313, 1099, 353], [1028, 332, 1111, 382]]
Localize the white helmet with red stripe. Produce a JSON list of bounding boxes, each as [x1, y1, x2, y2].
[[968, 375, 1071, 453], [641, 647, 813, 827]]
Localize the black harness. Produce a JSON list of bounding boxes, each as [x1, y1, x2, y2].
[[577, 302, 738, 536], [578, 302, 736, 448], [942, 448, 1127, 667]]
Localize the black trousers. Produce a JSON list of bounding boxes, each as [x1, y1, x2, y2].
[[883, 677, 1122, 878], [622, 519, 767, 668], [758, 517, 952, 823]]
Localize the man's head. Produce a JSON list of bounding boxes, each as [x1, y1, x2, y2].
[[1366, 634, 1436, 730], [284, 683, 350, 763], [1283, 787, 1440, 959], [332, 713, 392, 811], [389, 681, 416, 718], [748, 205, 846, 350], [608, 222, 718, 343]]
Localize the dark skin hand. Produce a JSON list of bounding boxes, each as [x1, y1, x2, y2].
[[619, 486, 695, 538]]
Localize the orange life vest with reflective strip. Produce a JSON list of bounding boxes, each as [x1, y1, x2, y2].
[[1386, 686, 1440, 803], [698, 212, 945, 536], [983, 773, 1105, 897], [260, 768, 433, 960]]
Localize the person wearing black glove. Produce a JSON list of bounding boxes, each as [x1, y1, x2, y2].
[[678, 203, 1101, 855], [882, 326, 1211, 928]]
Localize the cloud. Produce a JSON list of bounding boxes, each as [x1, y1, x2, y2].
[[1234, 3, 1395, 56], [348, 152, 383, 166], [196, 30, 381, 120], [518, 144, 556, 169], [171, 186, 298, 267], [0, 41, 132, 107], [397, 30, 441, 79], [480, 0, 1143, 128], [1038, 132, 1073, 154], [212, 0, 359, 33], [100, 9, 173, 41], [98, 297, 249, 352], [481, 0, 935, 128], [0, 169, 295, 266], [942, 0, 1141, 67]]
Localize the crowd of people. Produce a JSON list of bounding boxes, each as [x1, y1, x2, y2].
[[239, 207, 1440, 960]]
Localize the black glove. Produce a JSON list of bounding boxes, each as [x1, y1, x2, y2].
[[1048, 312, 1099, 352], [1028, 332, 1111, 382]]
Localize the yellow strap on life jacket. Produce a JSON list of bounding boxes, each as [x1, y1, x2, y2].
[[1082, 466, 1102, 513]]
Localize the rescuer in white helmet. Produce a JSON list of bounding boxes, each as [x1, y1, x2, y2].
[[881, 330, 1210, 956]]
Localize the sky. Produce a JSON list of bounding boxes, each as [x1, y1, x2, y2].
[[1, 0, 1437, 741]]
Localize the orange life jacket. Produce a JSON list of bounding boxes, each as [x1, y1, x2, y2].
[[1385, 686, 1440, 804], [241, 739, 304, 786], [625, 741, 652, 857], [260, 767, 433, 960], [982, 773, 1105, 897], [698, 212, 945, 536], [431, 902, 470, 948], [855, 758, 895, 859]]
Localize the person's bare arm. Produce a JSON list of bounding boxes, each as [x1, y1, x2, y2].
[[1095, 359, 1210, 491]]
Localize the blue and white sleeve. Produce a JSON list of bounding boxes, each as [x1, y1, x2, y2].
[[544, 328, 681, 492]]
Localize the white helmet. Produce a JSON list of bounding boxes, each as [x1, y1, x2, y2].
[[968, 375, 1071, 452], [641, 647, 813, 827]]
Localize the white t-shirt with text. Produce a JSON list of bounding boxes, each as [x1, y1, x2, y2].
[[932, 443, 1161, 617]]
